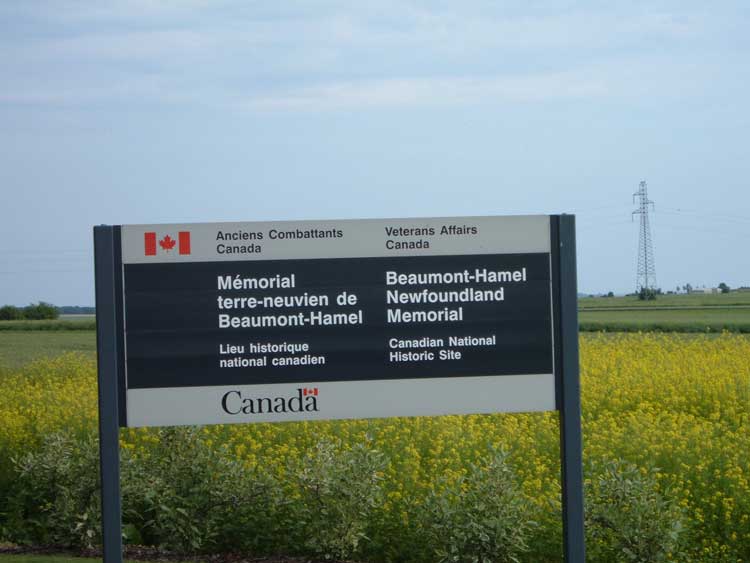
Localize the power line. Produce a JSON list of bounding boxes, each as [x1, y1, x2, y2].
[[653, 222, 750, 239], [570, 203, 633, 213], [657, 208, 750, 225]]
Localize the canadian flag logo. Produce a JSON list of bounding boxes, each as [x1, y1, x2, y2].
[[144, 231, 191, 256]]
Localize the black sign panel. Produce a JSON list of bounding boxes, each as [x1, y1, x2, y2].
[[123, 253, 553, 389]]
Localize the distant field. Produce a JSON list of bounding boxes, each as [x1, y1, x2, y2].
[[578, 291, 750, 332], [579, 291, 750, 309], [0, 319, 95, 331], [58, 314, 95, 321], [579, 307, 750, 332], [0, 331, 96, 370]]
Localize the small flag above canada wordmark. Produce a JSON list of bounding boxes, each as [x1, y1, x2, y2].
[[144, 231, 191, 256]]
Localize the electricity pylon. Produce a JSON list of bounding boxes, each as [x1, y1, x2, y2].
[[632, 180, 657, 292]]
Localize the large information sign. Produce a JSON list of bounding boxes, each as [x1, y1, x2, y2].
[[94, 214, 584, 562], [115, 216, 556, 427]]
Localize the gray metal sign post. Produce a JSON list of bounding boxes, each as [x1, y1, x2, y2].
[[557, 215, 586, 562], [94, 226, 124, 563]]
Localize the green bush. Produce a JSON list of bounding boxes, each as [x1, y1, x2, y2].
[[6, 433, 103, 548], [22, 302, 59, 320], [3, 429, 388, 558], [289, 437, 386, 560], [2, 435, 688, 563], [637, 288, 659, 301], [585, 459, 686, 563], [0, 305, 22, 320], [4, 430, 284, 554], [421, 450, 537, 563], [122, 427, 282, 553]]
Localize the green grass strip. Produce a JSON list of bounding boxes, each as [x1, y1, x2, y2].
[[579, 321, 750, 333], [0, 320, 96, 331]]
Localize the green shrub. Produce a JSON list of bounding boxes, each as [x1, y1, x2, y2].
[[5, 429, 284, 554], [122, 427, 283, 553], [22, 302, 59, 320], [421, 449, 537, 563], [5, 431, 389, 558], [637, 288, 658, 301], [585, 459, 686, 563], [289, 437, 386, 560], [6, 433, 103, 547], [0, 305, 22, 320]]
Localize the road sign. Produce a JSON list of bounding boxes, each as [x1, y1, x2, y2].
[[94, 214, 584, 562]]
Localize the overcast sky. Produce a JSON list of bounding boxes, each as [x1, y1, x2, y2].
[[1, 1, 749, 305]]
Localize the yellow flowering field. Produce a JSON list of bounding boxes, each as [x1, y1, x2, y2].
[[0, 333, 748, 562]]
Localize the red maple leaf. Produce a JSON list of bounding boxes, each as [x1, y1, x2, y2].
[[159, 235, 177, 251]]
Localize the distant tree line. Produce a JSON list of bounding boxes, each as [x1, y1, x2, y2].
[[678, 283, 731, 294], [633, 283, 734, 300], [0, 302, 59, 320]]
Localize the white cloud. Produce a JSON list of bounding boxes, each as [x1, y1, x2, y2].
[[0, 2, 741, 111], [242, 71, 609, 111], [41, 30, 213, 60], [3, 5, 710, 65]]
